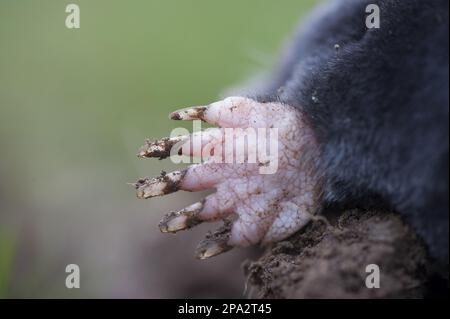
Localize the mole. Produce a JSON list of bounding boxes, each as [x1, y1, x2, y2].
[[133, 0, 449, 265]]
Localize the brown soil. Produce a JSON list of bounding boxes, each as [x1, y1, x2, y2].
[[244, 210, 447, 298]]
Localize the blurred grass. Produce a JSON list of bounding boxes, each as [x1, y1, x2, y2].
[[0, 229, 15, 298], [0, 0, 318, 297]]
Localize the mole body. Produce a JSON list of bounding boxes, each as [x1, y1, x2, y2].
[[253, 0, 449, 261]]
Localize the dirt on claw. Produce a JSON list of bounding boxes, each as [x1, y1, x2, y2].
[[195, 220, 234, 260]]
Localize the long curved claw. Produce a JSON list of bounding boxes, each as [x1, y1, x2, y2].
[[134, 170, 186, 199], [195, 221, 233, 259], [137, 136, 186, 159], [159, 201, 204, 233], [169, 106, 207, 121]]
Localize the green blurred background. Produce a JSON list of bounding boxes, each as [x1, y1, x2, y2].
[[0, 0, 318, 298]]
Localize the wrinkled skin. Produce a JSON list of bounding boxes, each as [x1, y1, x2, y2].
[[134, 97, 321, 259]]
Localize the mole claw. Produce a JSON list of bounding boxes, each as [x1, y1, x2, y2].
[[137, 136, 186, 159], [159, 202, 204, 233], [169, 106, 207, 121], [195, 238, 232, 260], [134, 170, 185, 199], [195, 221, 233, 259], [133, 97, 320, 254]]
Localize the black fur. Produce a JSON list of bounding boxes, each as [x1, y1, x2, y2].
[[253, 0, 449, 262]]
